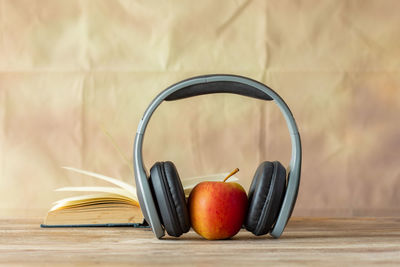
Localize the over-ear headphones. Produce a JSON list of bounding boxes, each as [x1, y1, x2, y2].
[[133, 74, 302, 239]]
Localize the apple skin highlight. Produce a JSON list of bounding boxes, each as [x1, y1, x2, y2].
[[188, 181, 248, 240]]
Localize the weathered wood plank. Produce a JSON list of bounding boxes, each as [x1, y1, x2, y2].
[[0, 218, 399, 266]]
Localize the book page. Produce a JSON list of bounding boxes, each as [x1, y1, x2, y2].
[[56, 187, 137, 201], [51, 193, 138, 211], [62, 167, 136, 194]]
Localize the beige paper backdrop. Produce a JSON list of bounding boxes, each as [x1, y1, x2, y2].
[[0, 0, 399, 218]]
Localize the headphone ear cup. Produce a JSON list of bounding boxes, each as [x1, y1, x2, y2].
[[245, 161, 286, 236], [149, 161, 190, 237]]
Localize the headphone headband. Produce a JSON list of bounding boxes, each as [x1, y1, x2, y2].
[[165, 75, 272, 101], [133, 74, 302, 239]]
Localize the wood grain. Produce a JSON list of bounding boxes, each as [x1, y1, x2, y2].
[[0, 218, 399, 266]]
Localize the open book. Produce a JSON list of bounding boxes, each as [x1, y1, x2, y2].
[[42, 167, 238, 227], [42, 127, 239, 227]]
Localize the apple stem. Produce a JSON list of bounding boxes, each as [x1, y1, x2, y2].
[[223, 168, 239, 182]]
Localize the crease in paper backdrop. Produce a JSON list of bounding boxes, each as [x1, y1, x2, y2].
[[0, 0, 399, 217]]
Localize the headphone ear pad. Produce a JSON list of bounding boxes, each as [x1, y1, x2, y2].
[[149, 161, 190, 237], [245, 161, 286, 236]]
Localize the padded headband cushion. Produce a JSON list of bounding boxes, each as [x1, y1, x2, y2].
[[165, 79, 272, 101], [149, 161, 190, 237], [245, 161, 286, 236]]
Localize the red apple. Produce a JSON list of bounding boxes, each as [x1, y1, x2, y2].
[[188, 171, 248, 240]]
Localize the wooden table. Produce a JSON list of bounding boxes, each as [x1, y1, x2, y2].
[[1, 218, 399, 266]]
